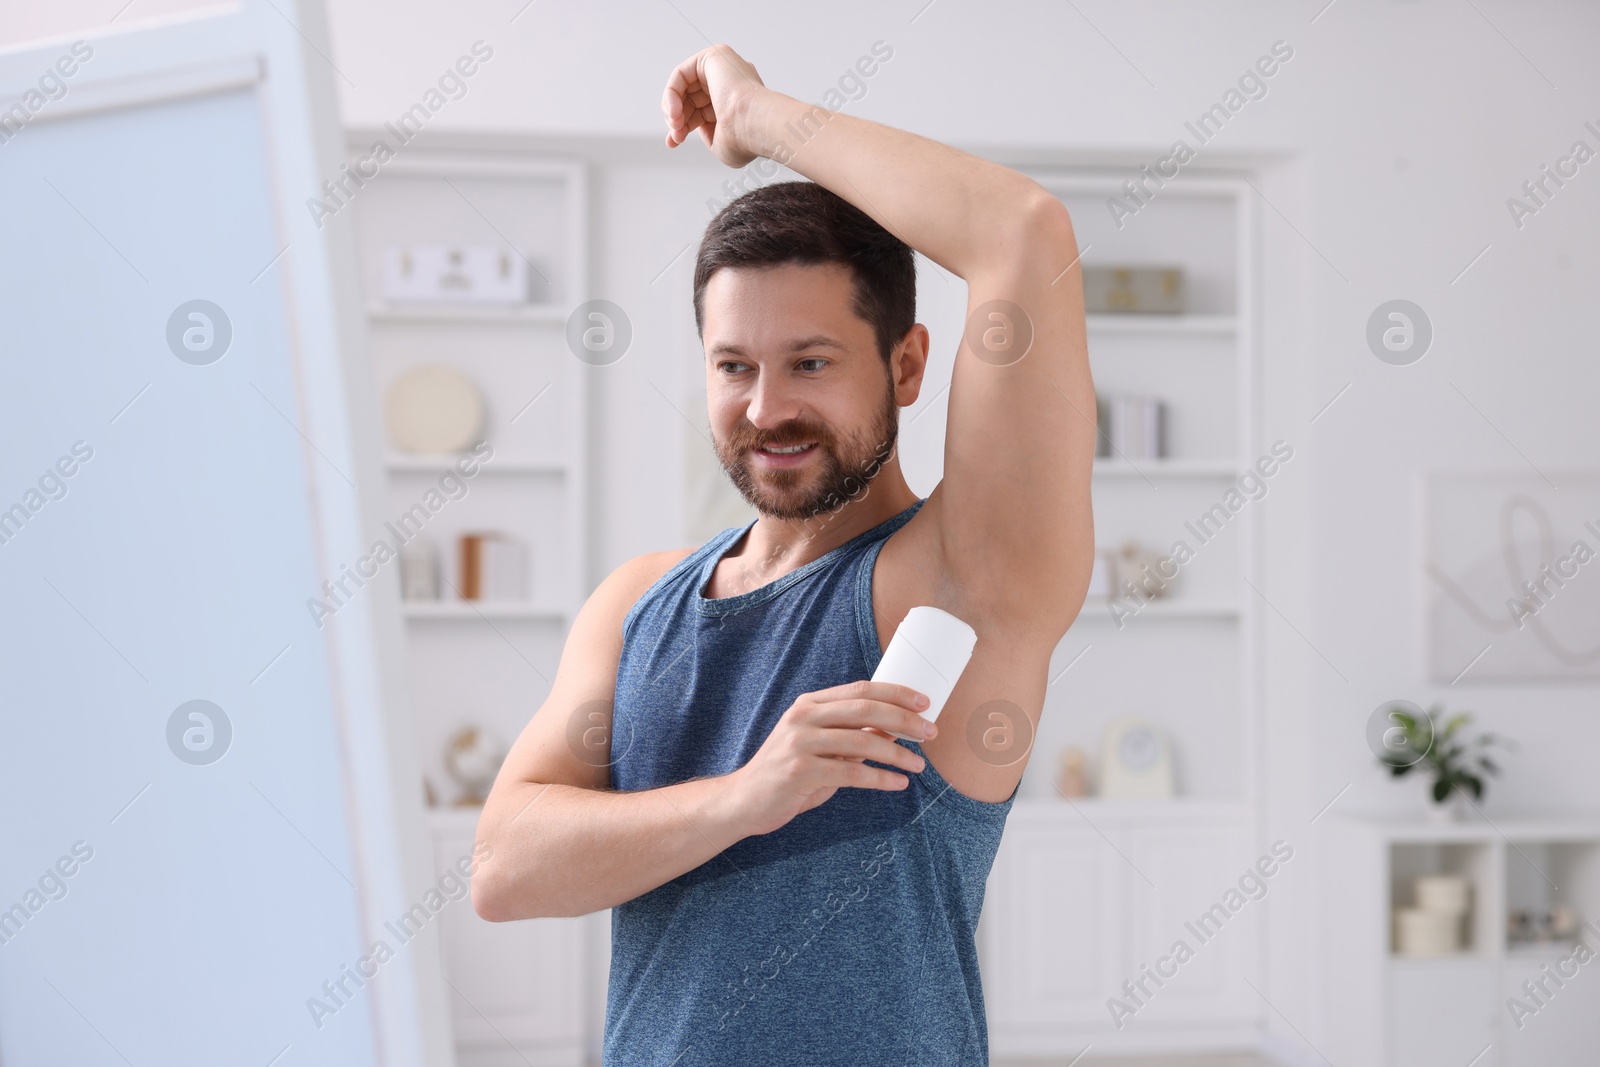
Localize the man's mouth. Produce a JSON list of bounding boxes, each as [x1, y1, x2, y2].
[[751, 441, 818, 466]]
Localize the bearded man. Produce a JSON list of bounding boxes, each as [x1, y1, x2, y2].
[[473, 43, 1095, 1067]]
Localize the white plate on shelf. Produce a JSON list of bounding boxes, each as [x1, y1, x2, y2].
[[385, 364, 485, 454]]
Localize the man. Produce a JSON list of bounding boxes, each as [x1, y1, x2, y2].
[[472, 43, 1094, 1065]]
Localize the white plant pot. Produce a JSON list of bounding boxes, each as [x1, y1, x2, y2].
[[1423, 787, 1469, 823]]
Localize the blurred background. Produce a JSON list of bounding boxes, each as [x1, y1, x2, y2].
[[2, 1, 1597, 1065]]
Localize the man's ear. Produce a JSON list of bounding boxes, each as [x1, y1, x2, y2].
[[891, 324, 931, 406]]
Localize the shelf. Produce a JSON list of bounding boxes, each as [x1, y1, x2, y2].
[[366, 302, 568, 324], [1388, 952, 1494, 965], [1009, 797, 1250, 824], [1506, 942, 1593, 959], [1074, 599, 1240, 622], [386, 454, 568, 475], [1092, 458, 1238, 479], [1329, 813, 1600, 841], [1085, 313, 1236, 336], [403, 601, 567, 622]]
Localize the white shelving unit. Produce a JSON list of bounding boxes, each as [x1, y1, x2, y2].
[[1325, 813, 1600, 1067], [980, 173, 1264, 1057], [349, 140, 592, 1067]]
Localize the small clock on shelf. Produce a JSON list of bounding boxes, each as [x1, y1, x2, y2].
[[1100, 717, 1175, 799]]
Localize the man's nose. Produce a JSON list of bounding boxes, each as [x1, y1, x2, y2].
[[745, 370, 802, 428]]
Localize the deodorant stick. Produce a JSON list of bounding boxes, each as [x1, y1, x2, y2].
[[870, 606, 978, 741]]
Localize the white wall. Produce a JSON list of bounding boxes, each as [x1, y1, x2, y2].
[[292, 0, 1600, 1056]]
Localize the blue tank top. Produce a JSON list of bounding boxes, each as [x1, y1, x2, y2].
[[604, 499, 1017, 1066]]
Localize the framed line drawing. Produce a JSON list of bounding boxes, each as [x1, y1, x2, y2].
[[1425, 472, 1600, 683]]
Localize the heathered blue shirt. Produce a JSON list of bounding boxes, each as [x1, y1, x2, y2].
[[604, 499, 1016, 1066]]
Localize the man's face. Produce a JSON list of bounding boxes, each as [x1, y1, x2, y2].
[[702, 261, 902, 521]]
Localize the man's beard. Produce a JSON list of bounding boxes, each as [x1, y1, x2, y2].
[[713, 381, 899, 522]]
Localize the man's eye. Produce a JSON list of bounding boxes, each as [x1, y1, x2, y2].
[[798, 358, 828, 372], [718, 361, 750, 374]]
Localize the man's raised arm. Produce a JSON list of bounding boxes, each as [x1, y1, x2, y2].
[[667, 45, 1095, 629]]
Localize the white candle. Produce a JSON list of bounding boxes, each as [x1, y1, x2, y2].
[[870, 606, 978, 741]]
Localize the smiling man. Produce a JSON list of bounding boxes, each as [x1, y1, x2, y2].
[[472, 43, 1094, 1066]]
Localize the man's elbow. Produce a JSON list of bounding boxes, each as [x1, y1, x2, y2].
[[990, 190, 1077, 281], [470, 840, 538, 922], [1020, 185, 1075, 245], [471, 857, 511, 922], [472, 853, 572, 922]]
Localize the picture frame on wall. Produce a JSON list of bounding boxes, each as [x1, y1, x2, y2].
[[1424, 471, 1600, 683]]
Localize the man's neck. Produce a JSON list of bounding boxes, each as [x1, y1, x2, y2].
[[712, 466, 920, 596]]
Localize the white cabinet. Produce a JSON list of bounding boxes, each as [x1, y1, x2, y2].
[[982, 801, 1257, 1057], [1122, 826, 1255, 1028], [1498, 951, 1600, 1066], [986, 816, 1127, 1032], [431, 810, 587, 1067], [1324, 813, 1600, 1067], [1389, 960, 1497, 1067]]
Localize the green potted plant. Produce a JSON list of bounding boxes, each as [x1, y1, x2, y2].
[[1375, 703, 1514, 821]]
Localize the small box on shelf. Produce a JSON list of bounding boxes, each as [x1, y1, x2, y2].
[[1082, 265, 1185, 314], [382, 243, 540, 305]]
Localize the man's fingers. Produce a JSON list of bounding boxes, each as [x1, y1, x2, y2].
[[809, 679, 930, 712], [662, 50, 716, 144], [842, 727, 887, 765], [805, 727, 926, 774]]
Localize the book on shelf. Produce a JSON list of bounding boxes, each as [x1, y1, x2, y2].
[[459, 532, 528, 601], [1106, 393, 1167, 460]]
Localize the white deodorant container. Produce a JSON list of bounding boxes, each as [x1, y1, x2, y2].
[[870, 605, 979, 741]]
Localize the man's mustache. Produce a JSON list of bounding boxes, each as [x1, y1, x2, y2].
[[723, 419, 836, 453]]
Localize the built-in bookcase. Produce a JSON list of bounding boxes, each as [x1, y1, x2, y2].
[[348, 137, 592, 1067], [982, 173, 1265, 1057]]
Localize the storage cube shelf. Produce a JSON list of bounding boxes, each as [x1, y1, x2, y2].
[[1326, 814, 1600, 1067], [1390, 840, 1498, 956]]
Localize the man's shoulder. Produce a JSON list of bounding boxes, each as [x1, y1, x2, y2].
[[613, 547, 698, 595], [582, 547, 698, 627]]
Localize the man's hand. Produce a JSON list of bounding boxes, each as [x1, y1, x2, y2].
[[728, 680, 936, 837], [661, 44, 767, 166]]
